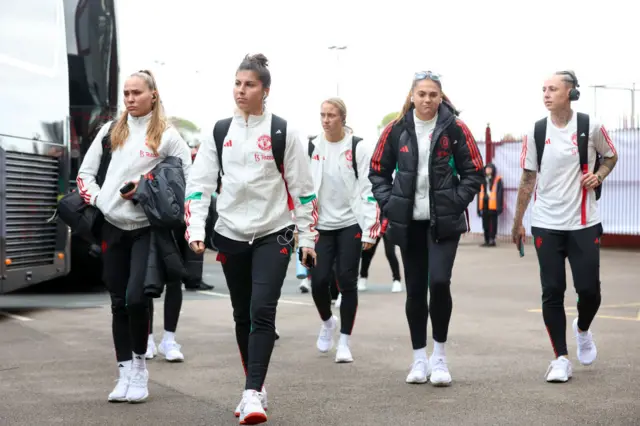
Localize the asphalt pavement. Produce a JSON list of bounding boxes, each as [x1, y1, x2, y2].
[[1, 238, 639, 425]]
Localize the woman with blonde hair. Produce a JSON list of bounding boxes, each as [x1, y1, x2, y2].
[[307, 97, 380, 364], [77, 69, 192, 403], [369, 71, 484, 386]]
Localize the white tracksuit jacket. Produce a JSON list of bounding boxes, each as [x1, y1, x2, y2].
[[185, 111, 319, 248], [308, 133, 381, 243]]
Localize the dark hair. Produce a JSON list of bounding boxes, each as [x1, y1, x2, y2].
[[237, 53, 271, 89], [555, 70, 579, 89], [397, 76, 459, 121]]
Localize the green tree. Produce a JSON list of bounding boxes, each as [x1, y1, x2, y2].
[[168, 116, 201, 146], [168, 116, 200, 134], [379, 111, 399, 130]]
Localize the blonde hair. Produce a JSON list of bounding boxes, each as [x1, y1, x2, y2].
[[396, 78, 458, 122], [322, 97, 353, 133], [110, 69, 166, 154]]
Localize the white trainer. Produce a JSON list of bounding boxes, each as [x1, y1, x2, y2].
[[573, 318, 597, 366], [545, 356, 573, 383], [145, 338, 157, 360], [316, 316, 337, 353], [159, 340, 185, 362], [238, 389, 267, 425], [391, 280, 403, 293], [298, 278, 310, 293], [334, 293, 342, 308], [107, 364, 130, 402], [357, 277, 368, 291], [125, 366, 149, 403], [406, 358, 430, 384], [335, 343, 354, 363], [235, 387, 267, 418], [429, 356, 452, 387]]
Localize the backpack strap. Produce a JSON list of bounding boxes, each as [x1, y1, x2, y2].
[[351, 136, 362, 179], [308, 136, 317, 159], [270, 114, 287, 173], [576, 112, 602, 201], [577, 112, 590, 174], [213, 118, 233, 176], [96, 122, 116, 186], [533, 118, 547, 172]]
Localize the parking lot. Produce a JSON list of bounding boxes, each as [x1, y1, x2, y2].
[[1, 240, 639, 425]]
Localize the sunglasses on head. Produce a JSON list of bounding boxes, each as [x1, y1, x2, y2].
[[414, 71, 441, 81]]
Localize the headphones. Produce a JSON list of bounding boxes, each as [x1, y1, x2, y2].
[[559, 71, 580, 101]]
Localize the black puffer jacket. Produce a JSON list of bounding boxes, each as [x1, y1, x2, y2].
[[132, 156, 188, 297], [369, 103, 484, 247]]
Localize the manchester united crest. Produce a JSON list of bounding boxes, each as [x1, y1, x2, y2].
[[257, 135, 272, 151], [441, 135, 450, 149], [345, 149, 353, 162]]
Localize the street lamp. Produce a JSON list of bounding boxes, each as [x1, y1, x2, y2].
[[589, 83, 639, 128], [328, 45, 347, 97]]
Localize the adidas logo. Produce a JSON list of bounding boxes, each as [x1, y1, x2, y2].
[[545, 138, 551, 145], [580, 132, 586, 137], [280, 247, 288, 255], [275, 129, 282, 134], [224, 140, 232, 147], [400, 146, 409, 153]]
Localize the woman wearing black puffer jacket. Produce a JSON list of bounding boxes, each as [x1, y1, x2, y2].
[[369, 71, 484, 388]]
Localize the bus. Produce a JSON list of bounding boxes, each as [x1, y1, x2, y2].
[[0, 0, 120, 293]]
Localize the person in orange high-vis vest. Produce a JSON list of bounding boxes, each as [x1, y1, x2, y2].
[[477, 163, 504, 246]]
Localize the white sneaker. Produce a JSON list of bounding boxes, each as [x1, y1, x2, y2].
[[545, 356, 572, 383], [335, 343, 354, 363], [234, 387, 267, 418], [145, 338, 157, 360], [316, 316, 337, 353], [572, 318, 597, 366], [357, 277, 368, 291], [334, 293, 342, 308], [126, 366, 149, 403], [406, 359, 430, 384], [238, 389, 267, 425], [299, 278, 310, 293], [429, 356, 452, 387], [391, 280, 403, 293], [107, 364, 130, 402], [159, 340, 184, 362]]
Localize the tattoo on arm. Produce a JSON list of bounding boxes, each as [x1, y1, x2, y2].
[[596, 154, 618, 181], [514, 170, 537, 224]]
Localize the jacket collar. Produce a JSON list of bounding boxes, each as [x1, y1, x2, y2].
[[233, 108, 269, 128], [402, 103, 457, 155], [128, 111, 152, 128], [314, 132, 352, 156]]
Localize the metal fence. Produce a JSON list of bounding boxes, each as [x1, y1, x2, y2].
[[465, 126, 640, 245]]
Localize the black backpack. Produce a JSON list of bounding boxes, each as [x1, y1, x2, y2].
[[213, 114, 287, 182], [57, 121, 115, 246], [533, 112, 602, 200], [308, 135, 363, 179]]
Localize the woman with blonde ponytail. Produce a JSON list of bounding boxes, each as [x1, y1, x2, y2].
[[306, 97, 380, 365], [76, 69, 192, 403], [369, 70, 484, 387]]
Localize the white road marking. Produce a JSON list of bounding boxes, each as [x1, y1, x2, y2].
[[0, 311, 33, 322], [197, 291, 313, 306]]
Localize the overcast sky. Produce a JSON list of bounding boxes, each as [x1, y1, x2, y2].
[[116, 0, 639, 143]]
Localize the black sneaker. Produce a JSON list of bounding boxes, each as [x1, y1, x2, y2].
[[184, 281, 214, 291]]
